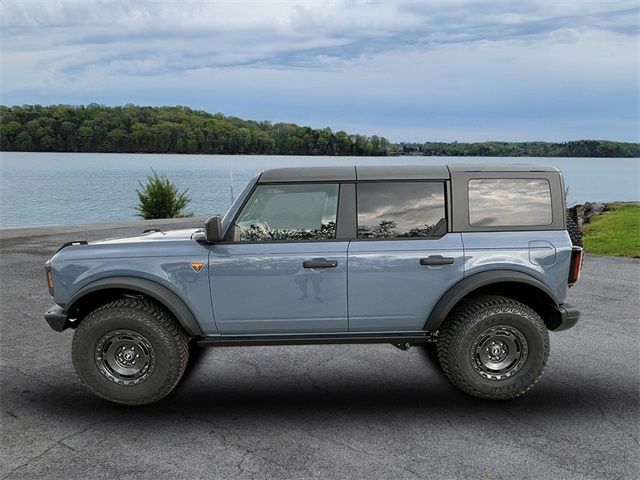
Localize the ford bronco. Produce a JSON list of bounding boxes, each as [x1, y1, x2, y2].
[[44, 165, 583, 405]]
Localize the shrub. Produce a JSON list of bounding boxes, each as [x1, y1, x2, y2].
[[135, 170, 191, 219]]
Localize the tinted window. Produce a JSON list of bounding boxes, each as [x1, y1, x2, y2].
[[233, 184, 339, 241], [468, 179, 552, 226], [357, 182, 445, 238]]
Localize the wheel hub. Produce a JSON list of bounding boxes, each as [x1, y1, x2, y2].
[[95, 330, 156, 386], [471, 325, 528, 381], [115, 345, 139, 366], [487, 341, 508, 361]]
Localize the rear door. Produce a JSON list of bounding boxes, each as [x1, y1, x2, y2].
[[347, 181, 464, 332]]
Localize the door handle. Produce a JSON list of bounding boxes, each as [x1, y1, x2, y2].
[[420, 256, 455, 266], [303, 259, 338, 269]]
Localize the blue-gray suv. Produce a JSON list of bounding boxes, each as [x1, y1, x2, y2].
[[44, 165, 583, 405]]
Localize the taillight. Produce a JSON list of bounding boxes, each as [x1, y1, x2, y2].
[[568, 247, 583, 286]]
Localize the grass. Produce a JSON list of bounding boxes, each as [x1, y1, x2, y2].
[[583, 203, 640, 258]]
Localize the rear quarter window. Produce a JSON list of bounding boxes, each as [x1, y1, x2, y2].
[[468, 178, 552, 227]]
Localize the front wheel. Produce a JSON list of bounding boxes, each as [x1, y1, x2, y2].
[[72, 298, 190, 405], [437, 295, 549, 400]]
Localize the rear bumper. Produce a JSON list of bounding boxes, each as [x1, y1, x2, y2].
[[552, 303, 580, 331], [45, 305, 68, 332]]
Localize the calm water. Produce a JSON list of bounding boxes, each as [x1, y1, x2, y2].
[[0, 152, 638, 229]]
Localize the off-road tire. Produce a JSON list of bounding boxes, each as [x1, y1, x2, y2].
[[566, 218, 583, 247], [72, 297, 190, 405], [437, 295, 549, 400]]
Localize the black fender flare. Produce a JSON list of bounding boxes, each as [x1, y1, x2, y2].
[[424, 270, 560, 331], [65, 276, 204, 336]]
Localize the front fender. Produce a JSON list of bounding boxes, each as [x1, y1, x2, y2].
[[50, 242, 217, 334], [64, 276, 205, 336]]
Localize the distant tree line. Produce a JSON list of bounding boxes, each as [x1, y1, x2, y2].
[[396, 140, 639, 158], [1, 104, 638, 157], [0, 104, 392, 156]]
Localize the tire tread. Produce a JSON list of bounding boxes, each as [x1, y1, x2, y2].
[[72, 297, 189, 405], [437, 294, 549, 400], [566, 218, 583, 247]]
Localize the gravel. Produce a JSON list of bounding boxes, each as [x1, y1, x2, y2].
[[1, 219, 638, 479]]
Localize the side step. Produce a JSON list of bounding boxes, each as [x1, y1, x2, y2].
[[197, 332, 435, 347]]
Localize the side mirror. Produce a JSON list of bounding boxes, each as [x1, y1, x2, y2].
[[204, 216, 224, 243]]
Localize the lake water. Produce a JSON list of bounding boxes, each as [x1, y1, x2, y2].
[[0, 152, 638, 229]]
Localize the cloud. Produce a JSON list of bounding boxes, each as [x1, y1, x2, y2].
[[1, 0, 638, 141]]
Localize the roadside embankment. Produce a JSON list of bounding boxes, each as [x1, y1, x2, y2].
[[572, 203, 640, 258]]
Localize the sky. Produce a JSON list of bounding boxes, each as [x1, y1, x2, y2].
[[1, 0, 639, 142]]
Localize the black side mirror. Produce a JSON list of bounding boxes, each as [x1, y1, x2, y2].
[[204, 216, 223, 243]]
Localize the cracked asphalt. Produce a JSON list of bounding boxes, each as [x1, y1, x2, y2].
[[1, 219, 638, 479]]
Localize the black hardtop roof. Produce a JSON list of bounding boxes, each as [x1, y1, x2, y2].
[[257, 164, 559, 183], [447, 164, 560, 173]]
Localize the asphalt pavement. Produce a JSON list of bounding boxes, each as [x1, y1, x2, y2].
[[1, 219, 638, 479]]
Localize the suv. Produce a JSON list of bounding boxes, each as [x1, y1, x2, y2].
[[44, 165, 583, 405]]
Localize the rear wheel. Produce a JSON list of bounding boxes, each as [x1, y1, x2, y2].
[[437, 295, 549, 400], [72, 297, 189, 405]]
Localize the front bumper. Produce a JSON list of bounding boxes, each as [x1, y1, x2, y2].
[[552, 303, 580, 331], [45, 305, 68, 332]]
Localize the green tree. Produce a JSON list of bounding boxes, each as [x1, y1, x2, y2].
[[135, 170, 191, 219], [14, 131, 34, 150], [1, 104, 637, 157]]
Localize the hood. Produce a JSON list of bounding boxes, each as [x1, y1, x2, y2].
[[91, 228, 201, 245], [48, 227, 205, 263]]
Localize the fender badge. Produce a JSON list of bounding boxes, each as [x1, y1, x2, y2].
[[190, 262, 204, 272]]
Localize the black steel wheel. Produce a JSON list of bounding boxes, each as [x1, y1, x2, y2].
[[437, 295, 549, 400], [95, 329, 156, 386], [471, 325, 528, 380], [72, 297, 189, 405]]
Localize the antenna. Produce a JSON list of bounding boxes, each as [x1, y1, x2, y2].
[[229, 163, 234, 204]]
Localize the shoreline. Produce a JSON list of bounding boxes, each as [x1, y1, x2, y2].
[[2, 150, 640, 159], [0, 216, 208, 240]]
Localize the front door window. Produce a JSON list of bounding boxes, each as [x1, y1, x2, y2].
[[233, 184, 339, 241]]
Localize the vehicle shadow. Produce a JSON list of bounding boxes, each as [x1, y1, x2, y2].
[[7, 344, 637, 428], [27, 364, 637, 427]]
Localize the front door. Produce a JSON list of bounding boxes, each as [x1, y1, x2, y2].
[[209, 182, 348, 334], [347, 181, 464, 332]]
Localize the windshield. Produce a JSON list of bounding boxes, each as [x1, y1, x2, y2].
[[221, 174, 260, 236]]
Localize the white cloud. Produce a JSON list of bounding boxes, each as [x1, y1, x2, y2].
[[1, 0, 638, 141]]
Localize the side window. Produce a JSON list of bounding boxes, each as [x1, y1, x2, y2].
[[357, 182, 446, 238], [233, 183, 339, 241], [468, 179, 552, 227]]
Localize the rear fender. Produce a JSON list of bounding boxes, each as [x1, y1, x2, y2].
[[424, 270, 559, 331]]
